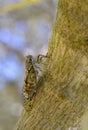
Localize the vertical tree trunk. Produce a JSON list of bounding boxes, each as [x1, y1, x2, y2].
[[15, 0, 88, 130]]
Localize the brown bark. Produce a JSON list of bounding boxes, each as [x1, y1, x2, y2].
[[15, 0, 88, 130]]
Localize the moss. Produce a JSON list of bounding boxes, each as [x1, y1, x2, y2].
[[48, 0, 88, 57]]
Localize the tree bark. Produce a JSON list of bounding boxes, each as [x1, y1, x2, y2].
[[15, 0, 88, 130]]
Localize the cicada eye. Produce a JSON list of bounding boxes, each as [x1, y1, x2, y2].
[[26, 55, 33, 62]]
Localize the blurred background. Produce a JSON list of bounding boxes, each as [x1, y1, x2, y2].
[[0, 0, 58, 130]]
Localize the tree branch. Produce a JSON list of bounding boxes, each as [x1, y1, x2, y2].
[[0, 0, 41, 14], [15, 0, 88, 130]]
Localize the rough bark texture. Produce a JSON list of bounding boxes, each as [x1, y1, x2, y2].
[[15, 0, 88, 130]]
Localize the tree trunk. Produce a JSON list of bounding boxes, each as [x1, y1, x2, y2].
[[15, 0, 88, 130]]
